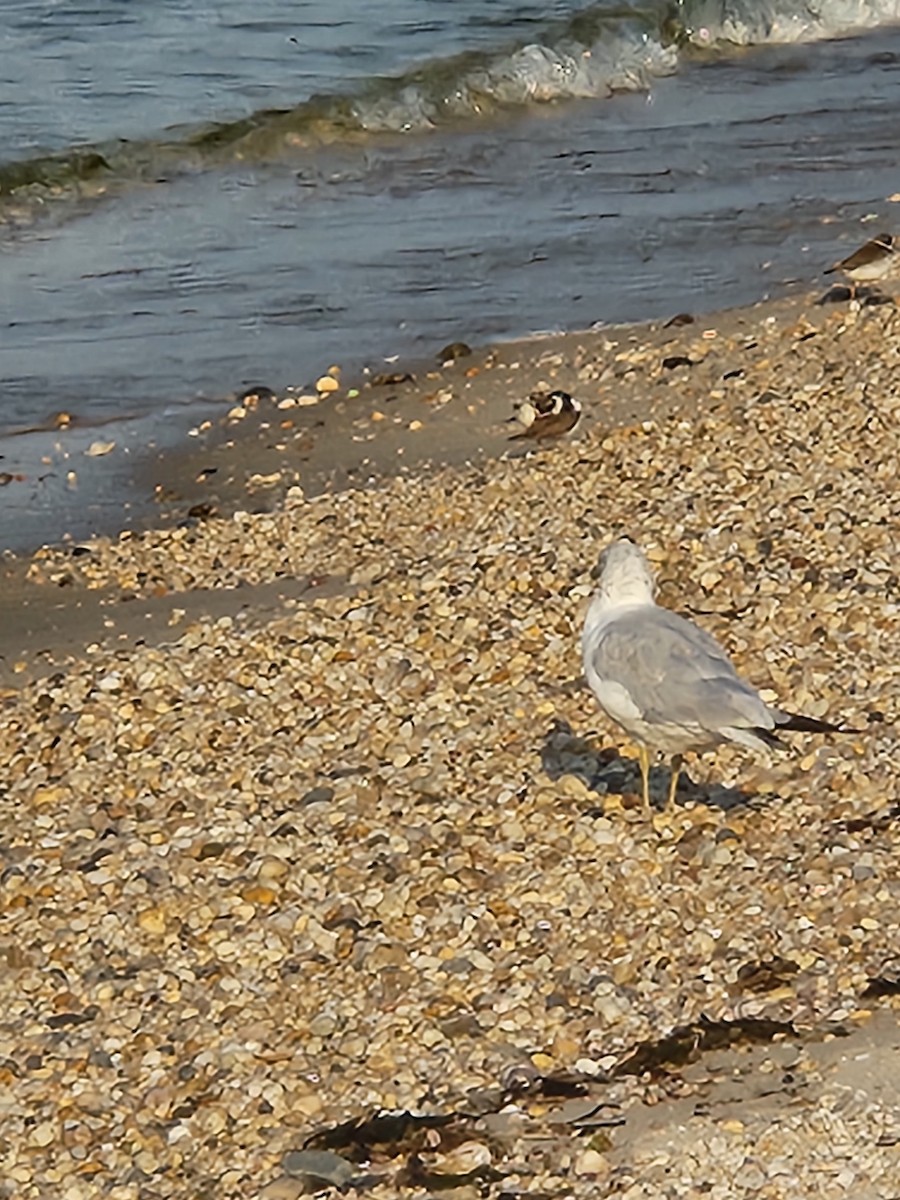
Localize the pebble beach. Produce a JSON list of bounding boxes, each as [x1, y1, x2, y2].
[[3, 287, 900, 1198]]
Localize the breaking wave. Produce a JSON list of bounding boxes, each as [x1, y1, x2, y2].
[[2, 0, 899, 219]]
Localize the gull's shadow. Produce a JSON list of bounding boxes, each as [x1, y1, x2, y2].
[[540, 719, 756, 813]]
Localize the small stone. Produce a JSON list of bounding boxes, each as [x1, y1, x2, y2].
[[282, 1149, 354, 1187], [31, 786, 69, 807], [558, 774, 591, 799], [734, 1160, 766, 1190], [196, 841, 227, 860], [432, 1141, 492, 1175], [137, 908, 167, 935], [316, 376, 339, 394], [257, 856, 290, 881], [574, 1148, 608, 1175], [290, 1090, 323, 1118], [574, 1057, 602, 1076], [308, 1014, 337, 1036], [242, 885, 279, 906], [301, 786, 334, 805], [441, 956, 473, 975], [259, 1178, 306, 1200], [30, 1122, 56, 1147]]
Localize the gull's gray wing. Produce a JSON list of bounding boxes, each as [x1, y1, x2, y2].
[[591, 606, 772, 734]]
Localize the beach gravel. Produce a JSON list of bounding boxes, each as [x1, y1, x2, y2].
[[4, 294, 900, 1197]]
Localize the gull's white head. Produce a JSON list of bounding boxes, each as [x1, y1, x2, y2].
[[592, 537, 656, 609]]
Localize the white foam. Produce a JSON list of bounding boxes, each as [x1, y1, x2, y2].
[[683, 0, 900, 45]]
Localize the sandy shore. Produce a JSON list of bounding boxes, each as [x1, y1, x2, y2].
[[3, 286, 900, 1198]]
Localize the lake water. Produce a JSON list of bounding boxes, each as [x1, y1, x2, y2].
[[0, 0, 899, 544]]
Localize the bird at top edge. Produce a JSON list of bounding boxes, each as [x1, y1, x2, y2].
[[824, 232, 898, 294]]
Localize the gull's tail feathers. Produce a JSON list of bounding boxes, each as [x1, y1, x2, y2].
[[722, 725, 784, 753], [745, 726, 786, 751]]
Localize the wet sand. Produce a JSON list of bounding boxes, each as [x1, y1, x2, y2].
[[2, 295, 710, 674], [3, 284, 900, 1198], [0, 286, 851, 670]]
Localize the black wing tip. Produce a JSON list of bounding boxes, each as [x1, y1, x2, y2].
[[776, 711, 857, 735]]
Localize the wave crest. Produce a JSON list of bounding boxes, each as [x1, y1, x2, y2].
[[674, 0, 900, 45], [3, 0, 900, 219]]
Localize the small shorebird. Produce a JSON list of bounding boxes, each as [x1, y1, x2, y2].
[[581, 538, 850, 814], [824, 232, 898, 294], [509, 389, 582, 442]]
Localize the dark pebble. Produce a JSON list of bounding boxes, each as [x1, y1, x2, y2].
[[301, 786, 335, 805], [437, 341, 472, 363]]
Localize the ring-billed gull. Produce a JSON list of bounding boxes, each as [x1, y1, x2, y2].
[[581, 538, 847, 813]]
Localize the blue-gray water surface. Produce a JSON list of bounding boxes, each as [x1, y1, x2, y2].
[[1, 0, 899, 547], [2, 0, 585, 153]]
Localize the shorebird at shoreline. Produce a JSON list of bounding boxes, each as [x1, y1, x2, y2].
[[581, 538, 851, 814], [824, 232, 898, 296], [509, 389, 582, 442]]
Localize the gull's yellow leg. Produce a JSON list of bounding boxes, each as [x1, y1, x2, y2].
[[666, 753, 683, 811], [637, 743, 651, 814]]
